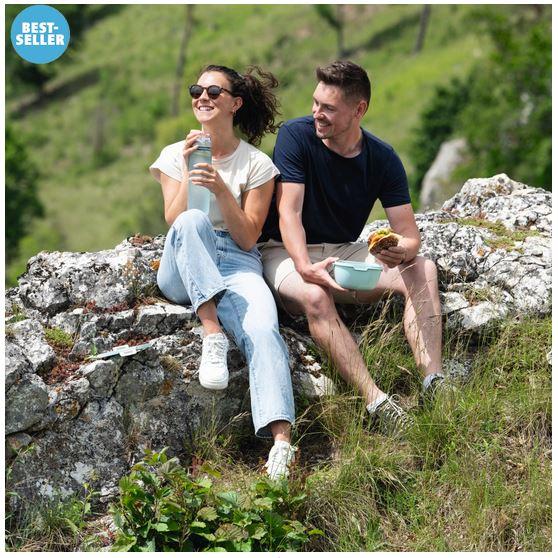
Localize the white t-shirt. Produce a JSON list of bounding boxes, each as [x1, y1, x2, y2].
[[149, 139, 279, 231]]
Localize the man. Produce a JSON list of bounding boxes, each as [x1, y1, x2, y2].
[[258, 60, 448, 436]]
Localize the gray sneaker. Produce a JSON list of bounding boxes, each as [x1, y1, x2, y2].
[[420, 374, 457, 407], [368, 395, 413, 437]]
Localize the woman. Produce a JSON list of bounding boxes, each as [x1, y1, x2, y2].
[[149, 65, 296, 480]]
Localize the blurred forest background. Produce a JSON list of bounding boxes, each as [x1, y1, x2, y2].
[[5, 4, 551, 286]]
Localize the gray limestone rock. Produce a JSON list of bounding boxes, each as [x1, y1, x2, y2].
[[6, 375, 50, 434], [4, 175, 551, 509], [5, 341, 32, 389], [80, 360, 121, 398], [9, 399, 128, 503], [420, 138, 470, 211], [7, 319, 56, 376]]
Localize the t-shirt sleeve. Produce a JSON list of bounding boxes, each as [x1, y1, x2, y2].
[[378, 149, 412, 208], [149, 142, 183, 183], [272, 124, 306, 184], [245, 150, 280, 191]]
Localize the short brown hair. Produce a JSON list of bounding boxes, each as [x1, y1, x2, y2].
[[316, 60, 371, 107]]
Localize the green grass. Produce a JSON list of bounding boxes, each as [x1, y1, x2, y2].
[[5, 480, 101, 552], [7, 4, 498, 284], [451, 217, 541, 251], [6, 314, 551, 551]]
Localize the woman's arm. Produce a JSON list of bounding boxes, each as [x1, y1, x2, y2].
[[160, 173, 188, 226], [189, 163, 274, 250], [224, 178, 275, 250]]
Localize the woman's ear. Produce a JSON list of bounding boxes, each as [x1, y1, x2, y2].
[[233, 97, 243, 114]]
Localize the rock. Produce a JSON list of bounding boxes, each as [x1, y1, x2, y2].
[[7, 319, 56, 375], [440, 292, 469, 315], [362, 174, 551, 331], [9, 399, 128, 503], [4, 174, 551, 509], [17, 237, 165, 317], [447, 301, 509, 332], [81, 360, 120, 398], [441, 173, 551, 234], [420, 138, 470, 211], [49, 308, 86, 335], [133, 303, 195, 335], [6, 375, 50, 434], [6, 433, 34, 460], [5, 341, 32, 389]]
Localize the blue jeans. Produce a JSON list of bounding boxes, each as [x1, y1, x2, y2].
[[157, 209, 295, 438]]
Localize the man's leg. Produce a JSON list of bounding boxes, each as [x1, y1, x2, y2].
[[278, 271, 385, 406], [338, 256, 443, 377]]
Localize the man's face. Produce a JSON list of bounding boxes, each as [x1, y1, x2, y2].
[[311, 82, 361, 140]]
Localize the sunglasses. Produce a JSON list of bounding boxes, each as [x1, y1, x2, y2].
[[189, 84, 234, 100]]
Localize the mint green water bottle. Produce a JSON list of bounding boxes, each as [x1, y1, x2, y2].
[[187, 134, 212, 214]]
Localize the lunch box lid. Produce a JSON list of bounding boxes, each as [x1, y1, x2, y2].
[[334, 260, 383, 272]]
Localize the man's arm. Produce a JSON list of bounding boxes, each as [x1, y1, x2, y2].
[[376, 203, 421, 268], [277, 181, 347, 291]]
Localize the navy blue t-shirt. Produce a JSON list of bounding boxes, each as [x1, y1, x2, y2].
[[259, 116, 411, 244]]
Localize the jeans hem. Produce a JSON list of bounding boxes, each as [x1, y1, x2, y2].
[[192, 286, 227, 314]]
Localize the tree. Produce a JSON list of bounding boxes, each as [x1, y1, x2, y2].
[[413, 5, 431, 54], [460, 6, 551, 189], [5, 125, 44, 262], [314, 5, 346, 58], [5, 5, 122, 96], [172, 5, 196, 116], [410, 5, 551, 195], [409, 78, 470, 196]]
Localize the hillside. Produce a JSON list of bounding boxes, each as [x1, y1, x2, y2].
[[7, 4, 489, 284]]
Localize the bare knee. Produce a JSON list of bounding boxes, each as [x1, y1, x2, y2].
[[421, 257, 438, 282], [400, 256, 439, 297], [301, 284, 335, 320]]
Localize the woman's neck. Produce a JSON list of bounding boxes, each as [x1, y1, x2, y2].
[[201, 124, 239, 158]]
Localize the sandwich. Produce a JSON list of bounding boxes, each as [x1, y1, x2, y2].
[[367, 228, 402, 255]]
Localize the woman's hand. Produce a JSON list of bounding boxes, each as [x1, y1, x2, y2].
[[188, 163, 227, 196], [181, 130, 204, 176]]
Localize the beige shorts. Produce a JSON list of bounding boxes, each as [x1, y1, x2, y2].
[[257, 238, 378, 309]]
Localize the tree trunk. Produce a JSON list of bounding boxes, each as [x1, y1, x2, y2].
[[337, 5, 345, 58], [171, 5, 195, 117], [414, 5, 431, 54]]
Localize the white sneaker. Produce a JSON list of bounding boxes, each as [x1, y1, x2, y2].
[[198, 332, 229, 390], [265, 441, 297, 481]]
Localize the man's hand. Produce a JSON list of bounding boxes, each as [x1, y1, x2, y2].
[[298, 257, 348, 292], [374, 245, 407, 268]]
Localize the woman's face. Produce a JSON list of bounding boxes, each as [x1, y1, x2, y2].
[[192, 71, 241, 126]]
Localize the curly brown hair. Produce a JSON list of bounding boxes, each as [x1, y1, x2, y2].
[[199, 64, 281, 146]]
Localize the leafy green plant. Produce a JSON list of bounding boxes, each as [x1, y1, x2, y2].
[[109, 448, 321, 552], [44, 327, 74, 350]]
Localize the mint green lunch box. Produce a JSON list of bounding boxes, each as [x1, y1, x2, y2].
[[333, 260, 383, 290]]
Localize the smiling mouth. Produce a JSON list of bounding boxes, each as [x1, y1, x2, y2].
[[197, 105, 214, 112]]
